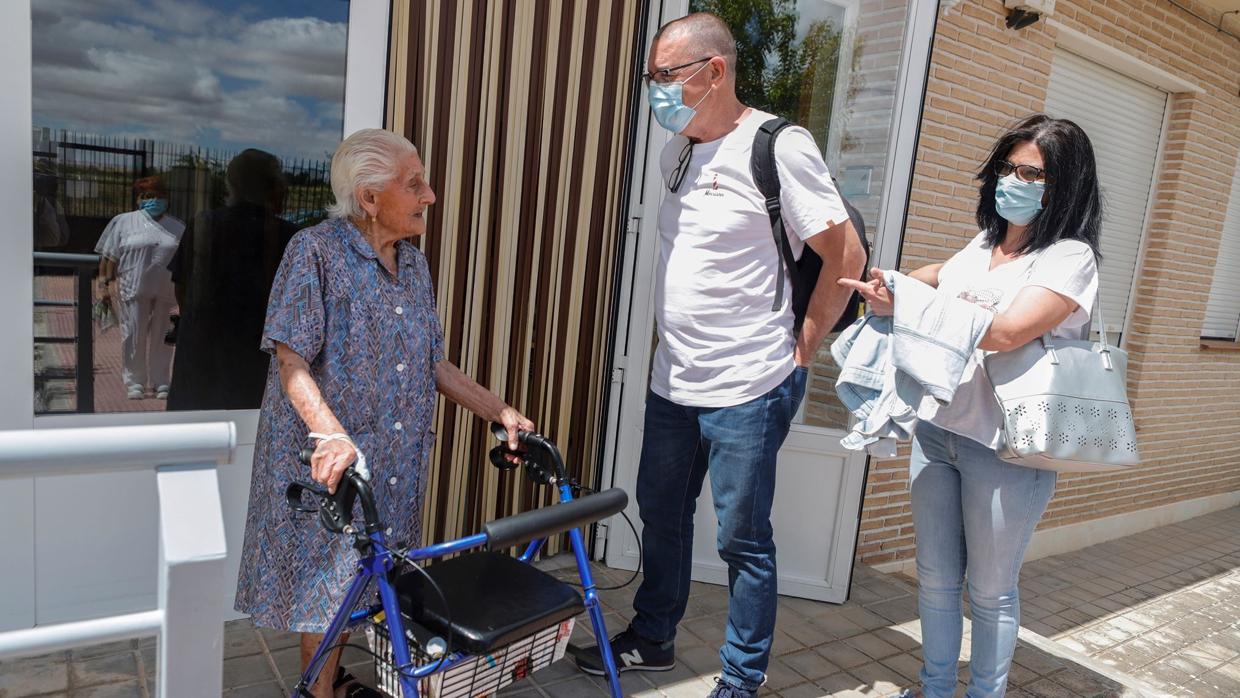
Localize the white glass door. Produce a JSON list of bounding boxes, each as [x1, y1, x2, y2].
[[602, 0, 938, 602]]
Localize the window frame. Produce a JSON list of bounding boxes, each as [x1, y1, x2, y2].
[[1, 3, 34, 432], [1200, 157, 1240, 344]]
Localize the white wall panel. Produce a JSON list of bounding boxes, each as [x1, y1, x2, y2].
[[33, 445, 255, 625], [689, 428, 869, 602]]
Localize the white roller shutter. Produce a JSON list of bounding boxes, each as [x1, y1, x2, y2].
[[1202, 158, 1240, 340], [1045, 49, 1167, 340]]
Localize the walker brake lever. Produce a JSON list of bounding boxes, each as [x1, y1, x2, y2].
[[487, 422, 555, 485], [287, 448, 358, 533], [489, 446, 522, 471], [285, 480, 328, 512], [488, 422, 523, 471]]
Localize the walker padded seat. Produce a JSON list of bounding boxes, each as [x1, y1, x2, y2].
[[395, 551, 583, 654]]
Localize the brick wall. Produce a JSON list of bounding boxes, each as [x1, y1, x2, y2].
[[857, 0, 1240, 566]]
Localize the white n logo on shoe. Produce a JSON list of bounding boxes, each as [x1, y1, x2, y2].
[[619, 649, 644, 667]]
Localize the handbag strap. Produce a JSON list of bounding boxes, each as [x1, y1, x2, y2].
[[1089, 262, 1108, 350]]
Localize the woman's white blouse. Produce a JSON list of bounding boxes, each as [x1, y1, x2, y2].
[[927, 231, 1100, 448]]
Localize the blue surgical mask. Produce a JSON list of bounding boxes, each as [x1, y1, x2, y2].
[[140, 197, 168, 217], [994, 173, 1044, 225], [648, 62, 712, 133]]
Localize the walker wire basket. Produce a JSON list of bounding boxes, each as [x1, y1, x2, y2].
[[368, 615, 574, 698], [369, 544, 588, 696]]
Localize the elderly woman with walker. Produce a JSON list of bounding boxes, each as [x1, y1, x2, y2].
[[234, 128, 535, 698]]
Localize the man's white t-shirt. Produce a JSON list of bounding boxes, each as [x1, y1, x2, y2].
[[928, 231, 1100, 447], [650, 109, 850, 408], [95, 210, 186, 302]]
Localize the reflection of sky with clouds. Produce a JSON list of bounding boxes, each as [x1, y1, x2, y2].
[[32, 0, 349, 161], [794, 0, 847, 40]]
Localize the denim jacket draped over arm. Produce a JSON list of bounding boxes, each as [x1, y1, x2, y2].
[[830, 271, 993, 456]]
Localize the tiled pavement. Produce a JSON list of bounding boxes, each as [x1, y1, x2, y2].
[[509, 565, 1133, 698], [1015, 507, 1240, 697], [5, 507, 1239, 697]]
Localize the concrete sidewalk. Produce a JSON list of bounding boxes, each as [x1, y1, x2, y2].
[[3, 507, 1238, 697]]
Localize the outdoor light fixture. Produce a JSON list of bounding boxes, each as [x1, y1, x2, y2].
[[1004, 0, 1056, 29], [1006, 8, 1041, 29]]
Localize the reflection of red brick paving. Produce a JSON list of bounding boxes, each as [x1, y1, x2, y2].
[[35, 275, 170, 414]]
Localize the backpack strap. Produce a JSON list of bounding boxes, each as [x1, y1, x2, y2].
[[750, 117, 797, 312]]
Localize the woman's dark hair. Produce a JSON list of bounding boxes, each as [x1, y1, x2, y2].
[[976, 114, 1102, 257]]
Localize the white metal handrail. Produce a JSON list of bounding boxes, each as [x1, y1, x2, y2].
[[0, 422, 235, 698]]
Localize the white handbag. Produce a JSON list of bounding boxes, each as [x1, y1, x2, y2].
[[983, 292, 1140, 473]]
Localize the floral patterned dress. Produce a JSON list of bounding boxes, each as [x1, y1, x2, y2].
[[234, 217, 443, 632]]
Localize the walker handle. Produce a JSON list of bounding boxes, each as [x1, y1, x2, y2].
[[488, 422, 569, 484], [290, 448, 381, 534], [482, 487, 628, 550]]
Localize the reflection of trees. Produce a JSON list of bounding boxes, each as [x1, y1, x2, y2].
[[693, 0, 861, 150]]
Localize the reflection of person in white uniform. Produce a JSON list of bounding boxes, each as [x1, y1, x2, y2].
[[95, 176, 185, 400]]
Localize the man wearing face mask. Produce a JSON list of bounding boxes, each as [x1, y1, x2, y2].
[[575, 13, 866, 698], [95, 176, 185, 400]]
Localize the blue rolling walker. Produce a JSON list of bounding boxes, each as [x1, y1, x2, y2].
[[285, 424, 625, 697]]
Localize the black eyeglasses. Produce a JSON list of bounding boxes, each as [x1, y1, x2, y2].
[[641, 57, 712, 87], [995, 159, 1049, 183], [667, 141, 693, 193]]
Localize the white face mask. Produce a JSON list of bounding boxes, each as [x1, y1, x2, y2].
[[994, 173, 1045, 225], [647, 61, 712, 133]]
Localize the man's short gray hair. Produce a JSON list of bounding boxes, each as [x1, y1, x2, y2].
[[652, 12, 737, 77], [327, 128, 419, 220]]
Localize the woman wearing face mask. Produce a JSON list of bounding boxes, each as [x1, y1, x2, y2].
[[95, 176, 185, 400], [842, 114, 1102, 698]]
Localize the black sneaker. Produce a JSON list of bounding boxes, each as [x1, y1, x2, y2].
[[574, 627, 675, 675], [707, 677, 757, 698]]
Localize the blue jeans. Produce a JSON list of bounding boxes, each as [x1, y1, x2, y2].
[[630, 367, 807, 691], [910, 422, 1056, 698]]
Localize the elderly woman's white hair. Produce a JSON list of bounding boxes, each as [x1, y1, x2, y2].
[[326, 128, 419, 220]]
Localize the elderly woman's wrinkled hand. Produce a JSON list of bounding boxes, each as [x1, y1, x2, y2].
[[310, 438, 359, 494], [839, 267, 893, 316], [498, 406, 536, 452]]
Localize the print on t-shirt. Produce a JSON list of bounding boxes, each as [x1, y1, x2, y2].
[[958, 287, 1002, 313]]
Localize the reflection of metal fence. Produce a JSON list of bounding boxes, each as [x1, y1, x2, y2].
[[33, 129, 332, 225], [34, 252, 99, 414]]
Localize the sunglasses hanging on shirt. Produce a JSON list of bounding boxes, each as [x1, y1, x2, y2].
[[668, 141, 693, 193]]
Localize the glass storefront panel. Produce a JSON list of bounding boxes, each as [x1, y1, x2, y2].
[[31, 0, 349, 414], [692, 0, 911, 430]]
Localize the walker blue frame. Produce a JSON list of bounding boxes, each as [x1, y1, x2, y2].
[[288, 429, 624, 698]]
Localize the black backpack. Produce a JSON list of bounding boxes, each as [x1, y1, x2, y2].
[[750, 117, 870, 334]]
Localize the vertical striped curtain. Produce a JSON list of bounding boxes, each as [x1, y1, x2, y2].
[[386, 0, 645, 548]]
